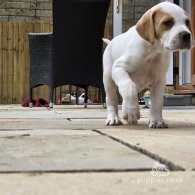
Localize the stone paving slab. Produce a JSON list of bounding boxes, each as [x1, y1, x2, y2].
[[0, 102, 195, 195], [0, 172, 194, 195], [0, 118, 106, 130], [1, 105, 195, 172], [0, 130, 158, 172], [0, 105, 108, 119], [98, 124, 195, 170]]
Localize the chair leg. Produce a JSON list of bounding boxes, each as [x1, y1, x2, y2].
[[54, 88, 56, 105], [49, 87, 54, 108], [102, 89, 107, 109], [76, 87, 79, 105], [29, 88, 33, 108], [84, 87, 88, 108]]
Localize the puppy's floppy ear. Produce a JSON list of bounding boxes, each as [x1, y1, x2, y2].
[[136, 8, 156, 44]]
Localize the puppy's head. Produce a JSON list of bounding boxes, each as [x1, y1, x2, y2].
[[136, 2, 193, 51]]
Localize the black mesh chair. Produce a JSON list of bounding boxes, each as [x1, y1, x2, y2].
[[29, 0, 110, 108], [53, 0, 111, 107], [29, 33, 54, 108]]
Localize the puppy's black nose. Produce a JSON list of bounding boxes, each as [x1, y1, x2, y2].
[[180, 31, 191, 42]]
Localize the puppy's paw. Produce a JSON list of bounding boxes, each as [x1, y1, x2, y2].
[[105, 116, 122, 126], [122, 107, 140, 125], [149, 120, 168, 128]]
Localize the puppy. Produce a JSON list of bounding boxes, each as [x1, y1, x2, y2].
[[103, 2, 193, 128]]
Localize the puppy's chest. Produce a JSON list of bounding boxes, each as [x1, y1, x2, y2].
[[130, 57, 165, 91]]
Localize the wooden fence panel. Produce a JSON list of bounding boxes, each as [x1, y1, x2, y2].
[[0, 21, 53, 104], [13, 22, 19, 103], [2, 22, 8, 104], [0, 22, 2, 103]]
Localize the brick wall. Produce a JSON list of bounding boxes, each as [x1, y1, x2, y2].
[[122, 0, 162, 32], [0, 0, 162, 23], [0, 0, 52, 21]]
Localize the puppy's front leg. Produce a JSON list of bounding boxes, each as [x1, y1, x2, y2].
[[112, 67, 140, 125], [149, 80, 168, 128]]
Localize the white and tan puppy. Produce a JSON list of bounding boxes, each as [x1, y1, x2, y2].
[[103, 2, 193, 128]]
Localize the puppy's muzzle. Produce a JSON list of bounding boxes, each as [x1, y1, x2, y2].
[[170, 31, 192, 50]]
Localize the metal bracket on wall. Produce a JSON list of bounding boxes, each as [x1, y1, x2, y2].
[[116, 0, 120, 13]]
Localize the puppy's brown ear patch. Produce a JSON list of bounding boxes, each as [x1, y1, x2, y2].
[[136, 8, 157, 44]]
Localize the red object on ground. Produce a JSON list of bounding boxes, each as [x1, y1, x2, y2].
[[22, 98, 49, 107]]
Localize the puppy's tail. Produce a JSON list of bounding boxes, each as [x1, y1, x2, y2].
[[102, 38, 110, 45]]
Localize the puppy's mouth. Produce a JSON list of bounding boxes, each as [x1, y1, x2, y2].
[[168, 43, 191, 51]]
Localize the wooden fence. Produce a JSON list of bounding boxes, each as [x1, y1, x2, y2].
[[0, 21, 112, 104], [0, 22, 53, 104]]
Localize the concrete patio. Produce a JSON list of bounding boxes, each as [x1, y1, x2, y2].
[[0, 104, 195, 195]]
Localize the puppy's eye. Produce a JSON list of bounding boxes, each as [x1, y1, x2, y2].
[[163, 19, 174, 27], [185, 19, 190, 27]]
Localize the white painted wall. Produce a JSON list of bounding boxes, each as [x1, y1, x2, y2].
[[113, 0, 123, 37]]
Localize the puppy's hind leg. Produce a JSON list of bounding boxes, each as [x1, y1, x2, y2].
[[103, 44, 122, 126], [103, 77, 122, 125], [149, 80, 168, 128]]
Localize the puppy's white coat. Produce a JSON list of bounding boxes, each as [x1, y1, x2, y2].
[[103, 2, 193, 128]]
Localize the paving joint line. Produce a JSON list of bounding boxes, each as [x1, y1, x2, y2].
[[93, 129, 185, 172], [0, 168, 152, 174]]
